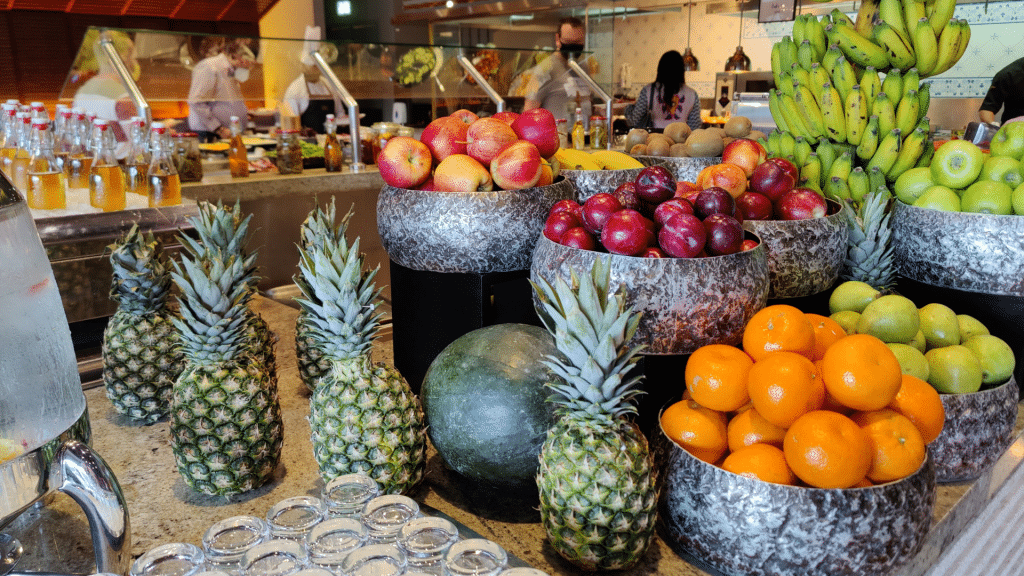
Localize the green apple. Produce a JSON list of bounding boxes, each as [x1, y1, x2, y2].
[[925, 345, 984, 393], [830, 310, 861, 335], [857, 294, 921, 343], [906, 330, 927, 353], [1013, 183, 1024, 215], [963, 334, 1016, 385], [957, 314, 990, 343], [988, 121, 1024, 160], [931, 139, 985, 189], [918, 302, 960, 349], [978, 155, 1024, 188], [887, 342, 931, 381], [913, 185, 961, 212], [894, 167, 935, 205], [828, 280, 880, 314], [960, 180, 1014, 215]]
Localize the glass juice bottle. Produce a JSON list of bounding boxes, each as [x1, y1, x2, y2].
[[146, 122, 181, 208], [0, 103, 19, 179], [65, 109, 93, 190], [228, 115, 249, 178], [124, 117, 150, 197], [571, 107, 586, 150], [26, 119, 66, 210], [53, 108, 74, 173], [10, 112, 33, 194], [323, 114, 343, 173], [88, 119, 125, 212]]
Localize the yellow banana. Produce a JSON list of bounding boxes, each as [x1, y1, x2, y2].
[[904, 0, 927, 39], [848, 166, 870, 202], [917, 81, 931, 122], [912, 18, 939, 76], [820, 82, 847, 143], [777, 70, 796, 97], [816, 139, 838, 187], [798, 39, 818, 71], [800, 153, 823, 192], [779, 129, 797, 158], [795, 83, 827, 138], [857, 115, 881, 161], [831, 8, 856, 29], [825, 176, 852, 202], [832, 55, 859, 104], [875, 22, 917, 70], [822, 44, 844, 79], [887, 126, 927, 181], [873, 91, 897, 137], [810, 63, 832, 96], [867, 128, 903, 175], [780, 92, 816, 142], [829, 150, 854, 181], [929, 0, 956, 36], [896, 89, 920, 134], [826, 22, 890, 69], [845, 87, 869, 146], [793, 15, 808, 45], [591, 150, 644, 170], [792, 65, 813, 93], [882, 68, 904, 102], [879, 0, 910, 42], [768, 89, 791, 133], [794, 137, 813, 167], [807, 16, 829, 61], [902, 68, 921, 101], [855, 0, 881, 39], [954, 19, 971, 62], [932, 18, 962, 76], [554, 148, 601, 170], [861, 66, 882, 102]]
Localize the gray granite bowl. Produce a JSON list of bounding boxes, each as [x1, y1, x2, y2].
[[892, 201, 1024, 296], [376, 178, 574, 274], [530, 235, 769, 355], [631, 155, 721, 182], [742, 199, 849, 299], [656, 413, 936, 576], [931, 376, 1019, 483], [560, 156, 666, 202]]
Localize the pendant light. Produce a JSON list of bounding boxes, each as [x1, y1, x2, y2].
[[683, 2, 700, 71], [724, 3, 751, 72]]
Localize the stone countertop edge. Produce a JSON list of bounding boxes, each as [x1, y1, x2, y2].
[[8, 295, 1024, 576], [182, 166, 386, 203]]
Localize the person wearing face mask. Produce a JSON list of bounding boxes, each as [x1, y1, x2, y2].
[[187, 38, 254, 141], [521, 17, 593, 128]]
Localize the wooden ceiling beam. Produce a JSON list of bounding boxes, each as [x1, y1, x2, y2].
[[169, 0, 188, 19], [216, 0, 239, 21]]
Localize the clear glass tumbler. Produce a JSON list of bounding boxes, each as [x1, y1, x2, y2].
[[361, 494, 421, 544], [202, 515, 270, 574], [129, 542, 206, 576], [239, 539, 309, 576], [306, 517, 369, 573], [340, 543, 408, 576], [397, 516, 460, 574], [266, 496, 327, 541], [442, 539, 508, 576], [321, 473, 380, 519]]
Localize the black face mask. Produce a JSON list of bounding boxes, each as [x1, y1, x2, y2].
[[560, 44, 584, 60]]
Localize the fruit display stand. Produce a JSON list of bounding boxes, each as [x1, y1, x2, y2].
[[560, 156, 666, 202], [632, 155, 720, 182]]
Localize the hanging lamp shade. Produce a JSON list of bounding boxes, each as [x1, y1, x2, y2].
[[724, 8, 751, 71], [684, 2, 700, 71]]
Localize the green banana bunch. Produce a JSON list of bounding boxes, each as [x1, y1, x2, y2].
[[817, 139, 838, 186], [882, 69, 904, 102], [830, 9, 856, 30], [832, 55, 859, 104], [780, 91, 817, 142], [801, 153, 823, 192], [795, 83, 827, 139], [867, 128, 903, 175], [915, 135, 935, 167], [772, 41, 784, 85], [798, 39, 818, 71], [826, 176, 853, 202], [875, 22, 917, 70], [868, 166, 888, 195], [932, 19, 968, 76], [793, 14, 808, 45], [777, 37, 799, 76], [902, 68, 921, 101], [912, 18, 939, 76], [904, 0, 927, 39], [794, 136, 813, 167], [887, 126, 928, 181], [820, 82, 847, 142], [822, 44, 844, 80], [861, 67, 882, 103], [778, 70, 796, 96], [857, 115, 881, 161], [792, 64, 813, 92], [779, 129, 797, 158], [845, 86, 869, 146], [826, 21, 890, 70], [768, 89, 791, 133], [810, 63, 832, 93], [873, 91, 897, 137], [956, 19, 971, 63], [848, 166, 871, 202], [854, 0, 881, 39], [929, 0, 956, 36], [879, 0, 910, 40], [806, 16, 829, 61], [918, 82, 931, 122], [829, 150, 854, 181], [896, 89, 920, 134]]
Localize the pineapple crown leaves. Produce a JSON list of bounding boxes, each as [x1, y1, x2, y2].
[[170, 249, 253, 362], [180, 200, 261, 291], [842, 188, 895, 290], [107, 224, 173, 313], [531, 259, 646, 420], [298, 197, 354, 250]]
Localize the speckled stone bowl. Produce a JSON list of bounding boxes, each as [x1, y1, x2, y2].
[[656, 413, 936, 576], [892, 201, 1024, 296], [930, 376, 1019, 483], [742, 199, 849, 299], [560, 156, 666, 202], [631, 155, 720, 182], [530, 235, 769, 355], [376, 178, 574, 274]]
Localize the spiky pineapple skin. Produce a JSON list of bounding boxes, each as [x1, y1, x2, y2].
[[537, 416, 658, 571], [102, 308, 183, 423], [170, 358, 283, 496], [309, 355, 426, 495], [296, 310, 331, 390]]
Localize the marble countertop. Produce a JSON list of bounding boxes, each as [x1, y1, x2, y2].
[[8, 296, 1024, 576]]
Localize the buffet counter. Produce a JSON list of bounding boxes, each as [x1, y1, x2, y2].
[[8, 296, 1024, 576]]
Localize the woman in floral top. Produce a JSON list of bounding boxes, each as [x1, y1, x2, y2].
[[625, 50, 703, 131]]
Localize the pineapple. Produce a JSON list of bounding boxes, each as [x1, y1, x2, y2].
[[842, 189, 896, 290], [169, 206, 283, 496], [294, 198, 352, 390], [297, 217, 426, 494], [532, 260, 658, 571], [102, 225, 184, 423]]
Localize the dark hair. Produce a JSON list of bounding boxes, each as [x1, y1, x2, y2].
[[558, 17, 585, 34], [655, 50, 686, 108]]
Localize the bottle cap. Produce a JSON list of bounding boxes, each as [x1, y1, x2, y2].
[[230, 115, 240, 122]]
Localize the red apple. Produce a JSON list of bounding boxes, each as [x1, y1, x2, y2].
[[776, 188, 828, 220], [675, 180, 700, 197], [512, 108, 560, 158], [377, 136, 432, 189], [635, 165, 676, 204], [420, 116, 469, 163], [749, 159, 796, 203], [722, 138, 767, 178], [703, 213, 744, 256], [658, 213, 706, 258], [601, 209, 655, 256], [466, 117, 518, 165], [491, 111, 520, 126], [550, 199, 582, 220], [433, 154, 493, 192], [653, 197, 695, 227], [418, 177, 437, 191], [612, 182, 642, 211], [696, 163, 748, 198], [693, 187, 737, 220], [560, 227, 597, 250], [581, 193, 623, 235], [734, 191, 774, 221], [641, 246, 666, 258], [544, 211, 582, 242], [450, 109, 479, 125], [490, 140, 543, 190], [740, 238, 760, 251]]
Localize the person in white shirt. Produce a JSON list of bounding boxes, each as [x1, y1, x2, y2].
[[71, 29, 139, 158], [283, 56, 343, 132], [187, 39, 253, 141]]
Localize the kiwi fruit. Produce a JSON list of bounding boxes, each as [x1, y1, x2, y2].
[[748, 130, 767, 142], [647, 138, 672, 157], [646, 132, 673, 145], [684, 130, 725, 157], [630, 143, 649, 156], [724, 116, 753, 138], [663, 122, 692, 145], [669, 143, 690, 157], [626, 129, 649, 152]]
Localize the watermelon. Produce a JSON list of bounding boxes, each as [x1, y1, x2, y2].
[[421, 323, 564, 490]]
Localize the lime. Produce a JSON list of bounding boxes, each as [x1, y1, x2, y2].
[[925, 345, 983, 394]]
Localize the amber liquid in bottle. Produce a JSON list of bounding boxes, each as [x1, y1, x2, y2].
[[27, 170, 67, 210], [126, 162, 150, 196], [10, 152, 30, 193], [89, 163, 126, 212], [66, 154, 93, 189], [324, 134, 343, 172], [1, 147, 17, 178], [148, 171, 181, 207], [228, 133, 248, 178]]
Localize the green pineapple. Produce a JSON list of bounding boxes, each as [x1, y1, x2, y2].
[[297, 219, 426, 494], [102, 225, 184, 423], [532, 260, 658, 570], [294, 199, 352, 390], [842, 189, 896, 290], [169, 242, 283, 496]]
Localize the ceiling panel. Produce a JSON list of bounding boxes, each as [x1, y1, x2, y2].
[[3, 0, 279, 23]]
